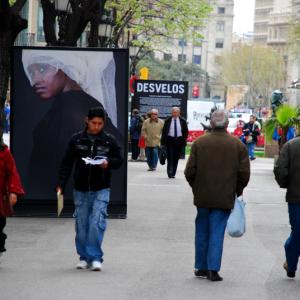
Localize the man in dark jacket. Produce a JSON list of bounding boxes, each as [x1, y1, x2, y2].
[[185, 110, 250, 281], [274, 136, 300, 278], [161, 107, 188, 178], [129, 109, 143, 161], [57, 107, 123, 271], [243, 115, 260, 160]]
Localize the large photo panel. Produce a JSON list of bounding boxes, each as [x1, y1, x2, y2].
[[11, 47, 128, 217]]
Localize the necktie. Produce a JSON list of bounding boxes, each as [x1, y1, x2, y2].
[[174, 118, 178, 137]]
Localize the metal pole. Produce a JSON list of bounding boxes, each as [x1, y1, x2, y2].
[[180, 39, 184, 81]]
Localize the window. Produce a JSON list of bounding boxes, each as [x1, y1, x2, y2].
[[36, 4, 45, 42], [216, 21, 225, 32], [215, 39, 224, 48], [178, 54, 187, 63], [163, 53, 172, 61], [218, 7, 225, 14], [178, 39, 187, 47], [193, 55, 201, 65]]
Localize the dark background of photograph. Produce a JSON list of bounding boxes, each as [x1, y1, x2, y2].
[[11, 47, 128, 218]]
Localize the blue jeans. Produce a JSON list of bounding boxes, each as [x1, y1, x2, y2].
[[73, 189, 110, 263], [247, 142, 255, 159], [195, 208, 231, 271], [285, 203, 300, 272], [145, 146, 159, 169]]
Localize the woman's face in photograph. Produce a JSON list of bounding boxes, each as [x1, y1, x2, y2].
[[27, 63, 66, 99]]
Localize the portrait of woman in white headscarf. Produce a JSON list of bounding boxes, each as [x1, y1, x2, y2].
[[21, 49, 122, 198]]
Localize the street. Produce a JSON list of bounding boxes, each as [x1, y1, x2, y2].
[[0, 157, 299, 300]]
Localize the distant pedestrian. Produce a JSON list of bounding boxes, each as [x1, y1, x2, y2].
[[141, 109, 164, 171], [57, 107, 123, 271], [0, 139, 24, 258], [129, 109, 144, 161], [185, 110, 250, 281], [4, 102, 10, 134], [274, 136, 300, 278], [243, 115, 260, 160], [161, 107, 188, 178]]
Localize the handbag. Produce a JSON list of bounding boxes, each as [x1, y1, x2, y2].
[[226, 196, 246, 238], [159, 146, 167, 165]]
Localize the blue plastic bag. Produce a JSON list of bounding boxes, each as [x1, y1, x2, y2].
[[226, 197, 246, 238]]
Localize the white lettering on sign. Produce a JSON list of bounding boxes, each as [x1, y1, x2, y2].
[[137, 82, 185, 94], [137, 82, 144, 92]]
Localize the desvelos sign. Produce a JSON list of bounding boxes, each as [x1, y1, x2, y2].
[[133, 80, 188, 119], [136, 82, 186, 94]]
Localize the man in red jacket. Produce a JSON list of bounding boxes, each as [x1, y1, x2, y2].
[[0, 141, 24, 256]]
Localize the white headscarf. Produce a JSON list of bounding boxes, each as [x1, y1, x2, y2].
[[22, 49, 117, 127]]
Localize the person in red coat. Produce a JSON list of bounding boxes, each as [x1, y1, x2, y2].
[[0, 141, 24, 256]]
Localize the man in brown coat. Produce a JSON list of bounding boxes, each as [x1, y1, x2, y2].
[[184, 110, 250, 281], [141, 109, 164, 171]]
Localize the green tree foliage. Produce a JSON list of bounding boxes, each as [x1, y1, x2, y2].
[[221, 46, 285, 107], [137, 54, 210, 96], [264, 104, 300, 148], [107, 0, 212, 49]]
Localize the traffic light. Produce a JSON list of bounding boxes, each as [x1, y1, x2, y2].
[[192, 84, 200, 98], [139, 67, 149, 80]]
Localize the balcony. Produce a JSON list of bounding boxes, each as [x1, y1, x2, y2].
[[14, 32, 35, 46]]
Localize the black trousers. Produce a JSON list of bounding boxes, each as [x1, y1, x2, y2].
[[0, 217, 7, 252], [131, 139, 140, 160], [166, 137, 183, 178]]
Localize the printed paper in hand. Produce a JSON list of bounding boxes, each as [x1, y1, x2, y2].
[[57, 190, 64, 217], [82, 156, 107, 165]]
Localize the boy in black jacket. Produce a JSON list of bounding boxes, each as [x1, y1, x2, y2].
[[57, 107, 123, 271]]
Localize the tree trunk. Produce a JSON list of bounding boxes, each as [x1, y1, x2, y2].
[[0, 0, 27, 141]]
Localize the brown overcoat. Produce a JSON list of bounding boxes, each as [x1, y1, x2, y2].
[[184, 130, 250, 209]]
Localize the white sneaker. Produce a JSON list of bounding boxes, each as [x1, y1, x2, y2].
[[76, 260, 89, 269], [91, 261, 102, 271]]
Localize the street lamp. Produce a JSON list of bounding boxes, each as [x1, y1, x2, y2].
[[129, 44, 139, 74], [51, 0, 71, 12], [98, 10, 116, 47], [49, 0, 72, 45]]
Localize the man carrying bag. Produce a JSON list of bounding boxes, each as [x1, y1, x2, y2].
[[185, 110, 250, 281]]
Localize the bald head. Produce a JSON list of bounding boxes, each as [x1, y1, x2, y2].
[[210, 110, 229, 129]]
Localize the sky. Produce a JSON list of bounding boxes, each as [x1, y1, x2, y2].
[[233, 0, 255, 34]]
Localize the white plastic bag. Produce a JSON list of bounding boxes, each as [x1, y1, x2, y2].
[[226, 196, 246, 238]]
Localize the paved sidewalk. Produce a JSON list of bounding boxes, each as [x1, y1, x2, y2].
[[0, 158, 299, 300]]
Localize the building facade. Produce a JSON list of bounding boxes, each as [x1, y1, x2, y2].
[[252, 0, 300, 106], [155, 0, 234, 99]]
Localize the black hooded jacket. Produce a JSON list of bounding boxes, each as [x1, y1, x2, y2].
[[58, 129, 123, 192]]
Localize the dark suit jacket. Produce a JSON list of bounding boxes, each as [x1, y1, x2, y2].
[[161, 117, 188, 146]]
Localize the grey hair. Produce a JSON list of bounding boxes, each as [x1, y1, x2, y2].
[[210, 110, 229, 129], [151, 108, 158, 114], [172, 107, 180, 112]]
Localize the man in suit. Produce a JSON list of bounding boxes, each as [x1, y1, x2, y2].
[[161, 107, 188, 178]]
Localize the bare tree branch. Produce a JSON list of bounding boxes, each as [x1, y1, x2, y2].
[[11, 0, 27, 14]]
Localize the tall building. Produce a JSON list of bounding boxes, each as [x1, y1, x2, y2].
[[14, 0, 46, 46], [253, 0, 274, 44], [155, 0, 234, 99], [252, 0, 300, 105]]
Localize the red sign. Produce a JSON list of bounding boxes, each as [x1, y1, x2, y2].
[[192, 85, 199, 98], [130, 74, 139, 94]]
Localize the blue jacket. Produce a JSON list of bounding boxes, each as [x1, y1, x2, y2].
[[130, 115, 143, 140]]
